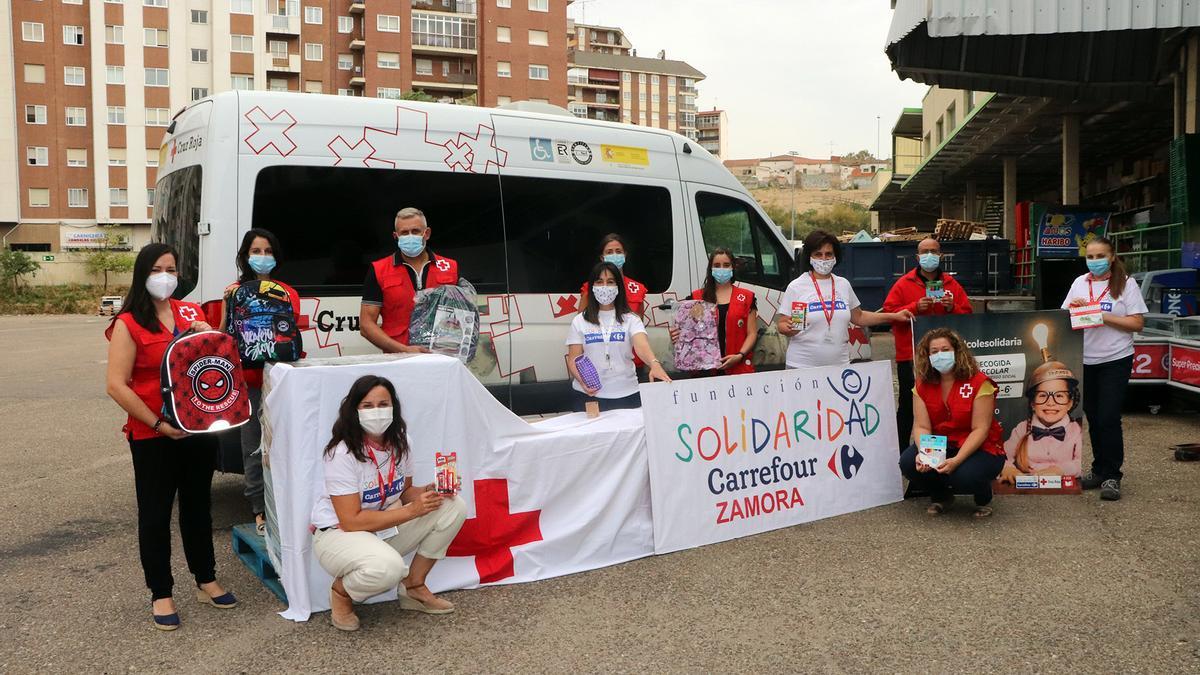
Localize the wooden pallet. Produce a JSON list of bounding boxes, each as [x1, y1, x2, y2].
[[231, 523, 287, 604]]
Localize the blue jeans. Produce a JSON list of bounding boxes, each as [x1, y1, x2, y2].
[[899, 444, 1005, 506], [1082, 354, 1133, 480], [571, 390, 641, 412]]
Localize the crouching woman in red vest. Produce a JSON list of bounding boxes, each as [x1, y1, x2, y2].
[[900, 327, 1006, 518], [105, 243, 237, 631], [359, 207, 456, 353]]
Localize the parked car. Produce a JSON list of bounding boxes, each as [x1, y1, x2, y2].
[[98, 296, 123, 316]]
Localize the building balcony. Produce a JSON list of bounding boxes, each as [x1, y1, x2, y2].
[[585, 99, 619, 108], [267, 14, 300, 35], [411, 0, 476, 14], [266, 53, 302, 74], [412, 73, 478, 90], [349, 38, 366, 50], [412, 33, 477, 55], [679, 86, 697, 96], [349, 69, 366, 86], [349, 1, 365, 14]]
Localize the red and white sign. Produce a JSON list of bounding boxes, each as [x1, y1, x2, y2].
[[1170, 343, 1200, 389], [1131, 342, 1170, 381]]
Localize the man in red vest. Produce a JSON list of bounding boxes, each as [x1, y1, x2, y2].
[[359, 207, 460, 353], [883, 237, 973, 451]]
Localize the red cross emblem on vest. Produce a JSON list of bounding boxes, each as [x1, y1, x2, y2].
[[736, 293, 746, 302], [627, 281, 640, 294], [446, 478, 543, 583], [178, 306, 199, 322], [435, 258, 451, 272], [958, 383, 974, 398]]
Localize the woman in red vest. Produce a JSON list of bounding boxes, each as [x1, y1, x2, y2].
[[105, 243, 237, 630], [900, 327, 1006, 518], [579, 233, 648, 317], [219, 228, 303, 535], [675, 248, 758, 376]]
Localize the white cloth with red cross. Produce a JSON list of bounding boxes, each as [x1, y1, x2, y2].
[[264, 354, 652, 622]]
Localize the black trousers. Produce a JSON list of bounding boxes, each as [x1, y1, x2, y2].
[[895, 360, 915, 452], [1082, 354, 1133, 481], [899, 444, 1005, 506], [129, 434, 218, 600]]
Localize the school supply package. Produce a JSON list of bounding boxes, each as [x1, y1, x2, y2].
[[673, 300, 722, 371], [160, 330, 252, 433], [410, 279, 480, 363], [917, 434, 948, 468], [224, 279, 303, 365], [574, 354, 603, 392]]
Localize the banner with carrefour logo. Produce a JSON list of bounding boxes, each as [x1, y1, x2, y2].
[[640, 361, 903, 555]]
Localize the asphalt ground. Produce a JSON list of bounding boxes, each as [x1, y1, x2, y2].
[[1, 314, 1198, 673]]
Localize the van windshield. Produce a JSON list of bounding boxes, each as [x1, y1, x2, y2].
[[152, 166, 203, 298]]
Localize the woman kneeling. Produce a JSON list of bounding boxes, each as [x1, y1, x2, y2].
[[900, 328, 1006, 518], [310, 375, 467, 631]]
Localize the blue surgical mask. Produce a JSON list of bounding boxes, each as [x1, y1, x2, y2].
[[397, 234, 426, 258], [929, 350, 956, 374], [248, 254, 276, 275], [918, 253, 941, 272], [1086, 258, 1110, 276], [711, 268, 733, 284], [603, 253, 626, 269]]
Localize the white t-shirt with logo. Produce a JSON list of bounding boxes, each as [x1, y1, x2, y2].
[[778, 273, 861, 368], [311, 440, 414, 529], [1061, 274, 1147, 365], [565, 309, 647, 398]]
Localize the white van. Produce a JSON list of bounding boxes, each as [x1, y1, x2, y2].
[[155, 91, 795, 413]]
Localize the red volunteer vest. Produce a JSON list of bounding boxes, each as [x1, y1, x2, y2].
[[691, 286, 755, 375], [915, 370, 1004, 456], [105, 299, 202, 440], [372, 253, 459, 345]]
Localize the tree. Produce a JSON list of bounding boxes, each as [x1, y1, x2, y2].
[[0, 249, 40, 293], [841, 149, 876, 164], [83, 225, 134, 292]]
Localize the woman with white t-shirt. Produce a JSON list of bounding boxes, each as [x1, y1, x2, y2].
[[310, 375, 467, 631], [1061, 237, 1147, 501], [775, 230, 913, 369], [566, 261, 671, 411]]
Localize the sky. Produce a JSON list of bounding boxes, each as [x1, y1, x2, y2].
[[567, 0, 928, 160]]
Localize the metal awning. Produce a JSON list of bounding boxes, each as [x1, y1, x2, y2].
[[872, 90, 1173, 215], [886, 0, 1199, 100]]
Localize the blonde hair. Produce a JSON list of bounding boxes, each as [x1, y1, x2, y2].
[[914, 327, 980, 383]]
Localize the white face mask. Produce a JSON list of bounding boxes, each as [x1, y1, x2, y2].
[[358, 407, 393, 436], [592, 284, 620, 306], [810, 257, 837, 276], [145, 272, 178, 301]]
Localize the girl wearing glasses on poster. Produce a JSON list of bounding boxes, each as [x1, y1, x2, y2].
[[998, 362, 1083, 484]]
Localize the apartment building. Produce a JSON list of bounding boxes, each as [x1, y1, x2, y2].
[[566, 49, 703, 138], [566, 20, 630, 55], [694, 108, 726, 157], [1, 0, 568, 253]]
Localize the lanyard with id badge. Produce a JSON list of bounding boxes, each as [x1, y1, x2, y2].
[[365, 441, 400, 540], [810, 273, 837, 344], [1070, 279, 1109, 330]]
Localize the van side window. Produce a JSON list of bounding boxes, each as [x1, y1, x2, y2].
[[499, 175, 672, 293], [153, 165, 203, 298], [251, 166, 506, 296], [695, 191, 791, 290]]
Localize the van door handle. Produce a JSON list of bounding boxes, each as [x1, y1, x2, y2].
[[657, 300, 678, 311]]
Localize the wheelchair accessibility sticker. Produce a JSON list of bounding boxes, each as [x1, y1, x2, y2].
[[529, 137, 554, 163]]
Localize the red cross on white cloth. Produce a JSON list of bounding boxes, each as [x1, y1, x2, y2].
[[447, 478, 542, 583]]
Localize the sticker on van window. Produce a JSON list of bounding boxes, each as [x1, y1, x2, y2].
[[570, 141, 593, 165], [600, 144, 649, 167]]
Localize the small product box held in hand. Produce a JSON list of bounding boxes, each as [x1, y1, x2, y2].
[[574, 354, 603, 392], [1069, 303, 1104, 330], [925, 280, 945, 300], [790, 302, 807, 331], [917, 434, 948, 468], [435, 452, 460, 495]]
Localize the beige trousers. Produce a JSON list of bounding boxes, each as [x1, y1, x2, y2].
[[312, 496, 467, 602]]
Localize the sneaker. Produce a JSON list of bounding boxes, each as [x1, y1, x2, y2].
[[1100, 479, 1121, 501], [1080, 472, 1104, 490]]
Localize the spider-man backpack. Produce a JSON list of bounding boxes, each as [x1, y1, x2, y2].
[[160, 330, 252, 433]]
